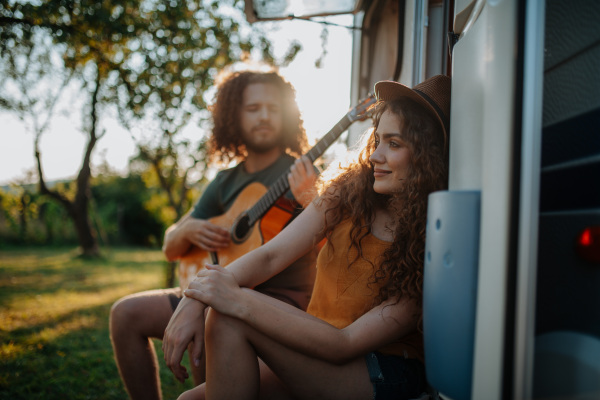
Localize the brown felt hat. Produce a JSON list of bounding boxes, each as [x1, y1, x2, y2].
[[374, 75, 451, 141]]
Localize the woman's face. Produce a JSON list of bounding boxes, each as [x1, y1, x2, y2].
[[369, 110, 411, 195]]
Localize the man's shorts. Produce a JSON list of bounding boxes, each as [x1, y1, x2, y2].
[[167, 286, 306, 311], [364, 352, 426, 400], [167, 287, 183, 311]]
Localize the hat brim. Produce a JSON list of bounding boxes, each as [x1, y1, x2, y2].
[[374, 80, 448, 138]]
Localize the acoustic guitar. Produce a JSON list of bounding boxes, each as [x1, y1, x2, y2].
[[178, 95, 377, 289]]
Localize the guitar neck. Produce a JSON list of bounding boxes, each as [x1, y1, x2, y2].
[[304, 114, 353, 163], [245, 113, 353, 225]]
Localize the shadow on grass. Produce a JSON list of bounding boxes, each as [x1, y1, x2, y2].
[[0, 247, 170, 307], [1, 302, 194, 399], [0, 247, 192, 400]]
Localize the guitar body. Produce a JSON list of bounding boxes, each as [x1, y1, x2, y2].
[[178, 182, 298, 289]]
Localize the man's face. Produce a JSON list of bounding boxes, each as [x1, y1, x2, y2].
[[239, 83, 284, 154]]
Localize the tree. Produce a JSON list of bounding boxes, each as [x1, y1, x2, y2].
[[0, 0, 278, 257], [130, 134, 210, 286], [0, 25, 92, 248]]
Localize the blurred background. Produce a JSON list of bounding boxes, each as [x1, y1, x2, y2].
[[0, 1, 353, 398], [0, 1, 353, 252]]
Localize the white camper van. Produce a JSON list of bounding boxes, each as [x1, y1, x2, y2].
[[246, 1, 600, 399]]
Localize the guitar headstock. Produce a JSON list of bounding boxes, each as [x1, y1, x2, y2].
[[347, 94, 378, 122]]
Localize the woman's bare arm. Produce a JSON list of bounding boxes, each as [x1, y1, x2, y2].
[[217, 201, 326, 289], [185, 265, 419, 364]]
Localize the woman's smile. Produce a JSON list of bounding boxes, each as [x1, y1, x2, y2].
[[373, 168, 391, 178]]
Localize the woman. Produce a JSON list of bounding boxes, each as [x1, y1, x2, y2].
[[163, 75, 451, 400]]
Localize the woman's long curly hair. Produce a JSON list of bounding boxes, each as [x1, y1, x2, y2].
[[208, 69, 308, 164], [316, 97, 448, 318]]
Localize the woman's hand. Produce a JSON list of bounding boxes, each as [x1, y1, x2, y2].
[[162, 296, 207, 382], [184, 264, 246, 318], [288, 156, 318, 208]]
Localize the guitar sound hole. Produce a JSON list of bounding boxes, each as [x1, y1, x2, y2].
[[232, 214, 252, 244]]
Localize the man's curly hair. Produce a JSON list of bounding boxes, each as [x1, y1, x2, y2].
[[208, 69, 308, 164], [315, 97, 448, 319]]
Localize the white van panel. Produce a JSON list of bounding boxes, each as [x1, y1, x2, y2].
[[450, 0, 518, 398]]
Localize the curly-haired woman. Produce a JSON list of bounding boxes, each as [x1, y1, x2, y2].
[[164, 75, 451, 400]]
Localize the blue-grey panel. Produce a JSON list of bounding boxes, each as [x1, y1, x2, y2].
[[423, 190, 480, 400]]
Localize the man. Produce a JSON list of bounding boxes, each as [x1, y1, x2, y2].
[[109, 69, 319, 400]]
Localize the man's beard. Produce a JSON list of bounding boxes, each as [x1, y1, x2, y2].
[[244, 140, 282, 154], [243, 125, 284, 153]]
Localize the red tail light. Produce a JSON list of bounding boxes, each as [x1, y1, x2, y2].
[[576, 227, 600, 263]]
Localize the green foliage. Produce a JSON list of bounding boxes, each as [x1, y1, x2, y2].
[[0, 185, 77, 247], [92, 174, 166, 247], [0, 0, 276, 129], [0, 247, 193, 399], [0, 172, 185, 247], [131, 134, 209, 223]]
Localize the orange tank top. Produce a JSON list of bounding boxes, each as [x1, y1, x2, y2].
[[306, 219, 424, 361]]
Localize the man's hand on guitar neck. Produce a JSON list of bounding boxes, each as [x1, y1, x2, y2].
[[288, 155, 318, 208], [162, 296, 207, 383]]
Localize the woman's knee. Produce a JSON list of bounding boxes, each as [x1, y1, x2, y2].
[[205, 308, 244, 341]]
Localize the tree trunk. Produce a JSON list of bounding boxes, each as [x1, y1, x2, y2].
[[71, 193, 99, 258], [71, 69, 103, 257], [35, 67, 103, 258]]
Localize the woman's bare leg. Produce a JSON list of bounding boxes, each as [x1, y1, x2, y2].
[[177, 359, 287, 400], [200, 290, 373, 400]]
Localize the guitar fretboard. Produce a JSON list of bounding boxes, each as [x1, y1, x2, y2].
[[245, 113, 353, 225]]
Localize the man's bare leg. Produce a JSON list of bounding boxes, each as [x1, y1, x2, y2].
[[109, 289, 178, 400]]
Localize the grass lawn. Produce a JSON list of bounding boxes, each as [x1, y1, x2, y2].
[[0, 247, 194, 399]]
